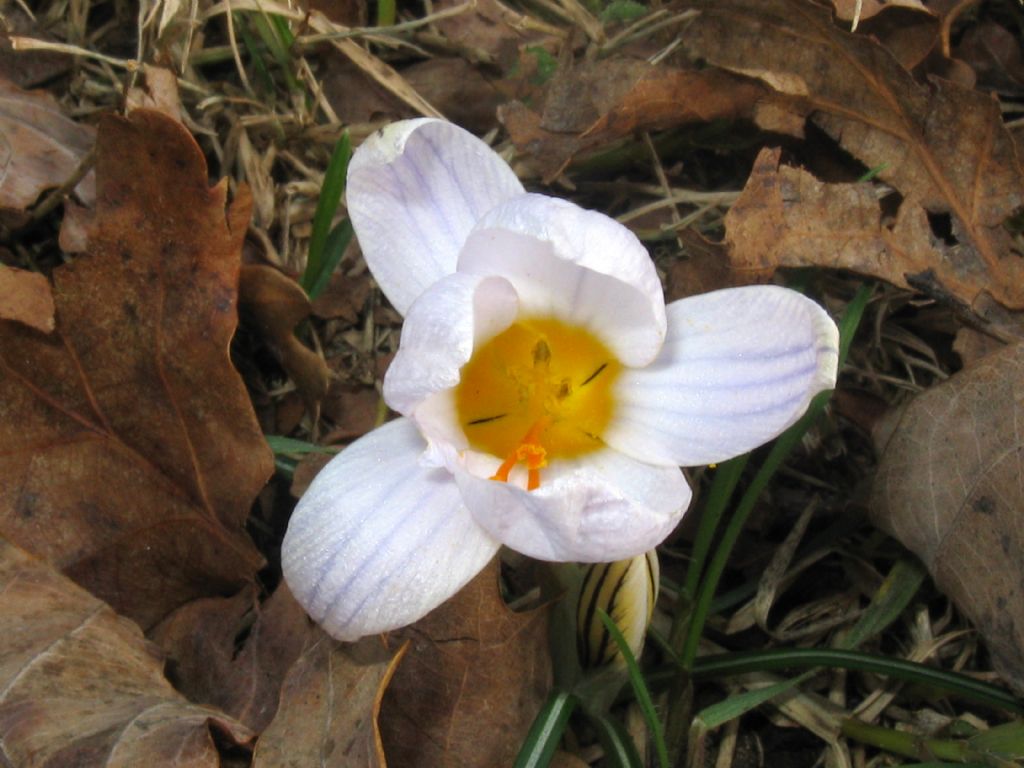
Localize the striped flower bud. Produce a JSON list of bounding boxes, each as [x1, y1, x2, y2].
[[576, 550, 660, 669]]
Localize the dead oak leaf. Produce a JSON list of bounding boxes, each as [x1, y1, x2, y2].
[[0, 538, 254, 766], [0, 265, 55, 332], [0, 77, 95, 219], [239, 265, 331, 416], [252, 635, 405, 768], [379, 559, 551, 768], [151, 584, 321, 733], [829, 0, 928, 26], [502, 60, 764, 181], [681, 0, 1024, 309], [726, 148, 964, 297], [0, 109, 272, 630], [871, 342, 1024, 694]]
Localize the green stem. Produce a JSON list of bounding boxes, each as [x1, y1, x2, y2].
[[841, 718, 973, 762], [669, 456, 747, 650]]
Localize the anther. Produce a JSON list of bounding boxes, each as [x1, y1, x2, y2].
[[533, 339, 551, 366]]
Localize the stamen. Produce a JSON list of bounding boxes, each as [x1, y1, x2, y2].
[[581, 362, 608, 387], [533, 339, 551, 366], [467, 414, 507, 426]]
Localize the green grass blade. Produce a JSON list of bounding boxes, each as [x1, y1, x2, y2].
[[680, 555, 929, 742], [836, 283, 872, 368], [513, 690, 577, 768], [302, 132, 352, 295], [692, 648, 1024, 714], [857, 163, 890, 182], [839, 558, 926, 650], [250, 11, 300, 92], [969, 719, 1024, 756], [587, 713, 644, 768], [841, 719, 974, 762], [671, 455, 747, 648], [376, 0, 396, 27], [274, 456, 298, 478], [307, 218, 354, 300], [233, 12, 275, 93], [266, 435, 340, 455], [694, 673, 813, 730], [597, 609, 669, 768]]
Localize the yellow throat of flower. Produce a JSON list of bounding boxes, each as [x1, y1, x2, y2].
[[454, 316, 621, 490]]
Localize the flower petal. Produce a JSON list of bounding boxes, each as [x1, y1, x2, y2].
[[452, 448, 691, 562], [282, 418, 500, 641], [604, 286, 839, 467], [458, 194, 667, 367], [383, 272, 518, 415], [347, 119, 525, 314]]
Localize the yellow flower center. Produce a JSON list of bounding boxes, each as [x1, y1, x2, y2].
[[454, 316, 621, 490]]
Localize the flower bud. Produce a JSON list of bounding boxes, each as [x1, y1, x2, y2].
[[576, 550, 659, 669]]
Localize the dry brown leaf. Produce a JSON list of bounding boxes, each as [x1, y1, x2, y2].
[[853, 5, 940, 71], [434, 0, 559, 65], [322, 54, 410, 126], [125, 66, 184, 121], [313, 18, 442, 119], [871, 342, 1024, 693], [290, 452, 333, 498], [503, 61, 764, 181], [551, 752, 591, 768], [405, 59, 507, 135], [0, 7, 69, 88], [306, 0, 366, 26], [151, 584, 320, 733], [957, 21, 1024, 94], [0, 266, 55, 332], [830, 0, 928, 25], [726, 148, 970, 299], [324, 57, 503, 134], [252, 636, 406, 768], [0, 109, 273, 630], [320, 382, 380, 443], [379, 560, 551, 767], [0, 538, 254, 766], [667, 230, 734, 301], [240, 264, 331, 414], [0, 78, 95, 216], [682, 0, 1024, 309], [310, 270, 369, 323]]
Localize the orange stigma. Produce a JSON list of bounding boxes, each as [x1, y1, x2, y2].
[[490, 417, 551, 490]]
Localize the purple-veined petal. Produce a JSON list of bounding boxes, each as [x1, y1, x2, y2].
[[458, 194, 667, 367], [383, 272, 518, 416], [347, 119, 525, 314], [604, 285, 839, 468], [451, 448, 691, 562], [282, 418, 500, 641]]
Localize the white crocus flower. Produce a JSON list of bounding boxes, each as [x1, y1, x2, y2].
[[282, 119, 839, 642]]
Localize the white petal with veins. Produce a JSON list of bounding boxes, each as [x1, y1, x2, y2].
[[383, 272, 518, 416], [282, 418, 500, 641], [459, 194, 667, 367], [452, 447, 691, 562], [605, 285, 839, 467], [347, 119, 525, 314]]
